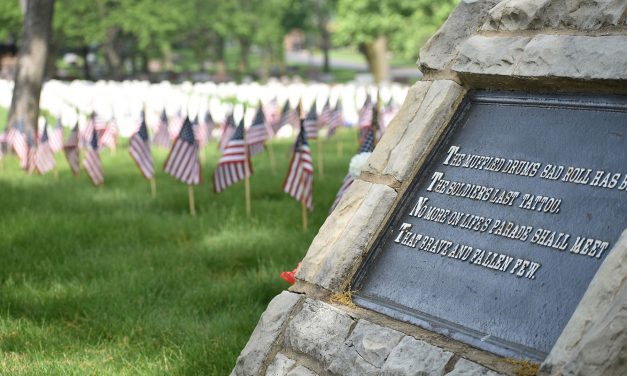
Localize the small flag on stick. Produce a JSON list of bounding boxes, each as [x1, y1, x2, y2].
[[283, 120, 314, 214], [129, 110, 155, 181], [33, 123, 56, 175], [64, 123, 80, 176], [163, 117, 201, 185], [213, 117, 252, 193], [329, 125, 376, 213], [83, 129, 104, 186]]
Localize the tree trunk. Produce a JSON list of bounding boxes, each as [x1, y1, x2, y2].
[[81, 45, 92, 80], [8, 0, 55, 137], [238, 38, 250, 75], [214, 35, 226, 81], [358, 35, 389, 83], [103, 27, 123, 80]]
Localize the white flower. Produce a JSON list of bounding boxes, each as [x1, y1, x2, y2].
[[348, 152, 372, 178]]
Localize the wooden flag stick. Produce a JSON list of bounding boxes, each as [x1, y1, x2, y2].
[[53, 167, 59, 181], [337, 139, 343, 157], [267, 141, 276, 175], [301, 199, 308, 232], [245, 175, 251, 217], [188, 185, 196, 216], [150, 178, 157, 198], [242, 104, 251, 217], [298, 168, 309, 232], [317, 139, 324, 179]]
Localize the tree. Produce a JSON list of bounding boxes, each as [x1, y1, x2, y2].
[[335, 0, 458, 82], [7, 0, 55, 137]]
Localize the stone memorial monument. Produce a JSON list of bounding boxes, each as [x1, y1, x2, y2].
[[232, 1, 627, 375]]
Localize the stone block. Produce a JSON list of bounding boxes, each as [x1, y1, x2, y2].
[[265, 353, 296, 376], [284, 299, 354, 367], [382, 80, 465, 183], [446, 358, 504, 375], [540, 229, 627, 376], [482, 0, 627, 31], [381, 336, 454, 376], [515, 35, 627, 80], [453, 36, 531, 76], [296, 180, 397, 291], [232, 291, 303, 376], [327, 320, 404, 375], [365, 81, 431, 179], [419, 0, 502, 73], [286, 366, 318, 376]]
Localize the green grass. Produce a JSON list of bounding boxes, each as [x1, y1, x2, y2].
[[0, 129, 360, 375]]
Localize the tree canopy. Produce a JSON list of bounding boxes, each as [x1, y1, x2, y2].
[[1, 0, 457, 82]]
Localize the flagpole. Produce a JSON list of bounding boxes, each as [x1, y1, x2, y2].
[[317, 138, 324, 180], [301, 199, 308, 231], [337, 138, 343, 157], [188, 185, 196, 216], [243, 105, 251, 217], [300, 172, 309, 232], [150, 177, 157, 198]]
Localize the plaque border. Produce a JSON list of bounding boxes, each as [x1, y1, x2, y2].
[[351, 90, 627, 361]]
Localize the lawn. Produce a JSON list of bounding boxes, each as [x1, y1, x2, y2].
[[0, 128, 358, 375]]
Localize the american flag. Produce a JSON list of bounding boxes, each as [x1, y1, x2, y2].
[[275, 100, 292, 132], [358, 105, 380, 146], [64, 123, 81, 176], [213, 118, 252, 193], [357, 94, 373, 128], [246, 106, 268, 156], [169, 110, 184, 140], [327, 99, 344, 139], [318, 98, 332, 129], [283, 121, 314, 209], [129, 111, 154, 180], [219, 112, 236, 152], [81, 112, 103, 148], [49, 118, 64, 153], [99, 120, 118, 151], [9, 120, 29, 169], [0, 129, 6, 159], [329, 126, 376, 212], [195, 110, 214, 148], [33, 123, 56, 174], [303, 102, 318, 140], [153, 109, 171, 148], [26, 133, 36, 173], [163, 117, 201, 185], [83, 129, 104, 185]]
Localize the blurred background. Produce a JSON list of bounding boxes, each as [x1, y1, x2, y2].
[[0, 0, 457, 84]]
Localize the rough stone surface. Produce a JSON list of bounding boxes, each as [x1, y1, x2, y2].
[[516, 35, 627, 80], [454, 34, 627, 81], [482, 0, 627, 31], [232, 291, 302, 376], [380, 80, 465, 183], [327, 320, 404, 375], [265, 353, 296, 376], [419, 0, 501, 72], [453, 35, 531, 76], [446, 358, 504, 375], [365, 81, 431, 179], [286, 366, 318, 376], [380, 336, 454, 375], [296, 180, 397, 291], [540, 229, 627, 376], [284, 299, 354, 367]]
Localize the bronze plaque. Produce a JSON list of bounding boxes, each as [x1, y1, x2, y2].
[[353, 91, 627, 360]]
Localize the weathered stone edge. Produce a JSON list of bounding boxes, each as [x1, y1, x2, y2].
[[539, 228, 627, 376]]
